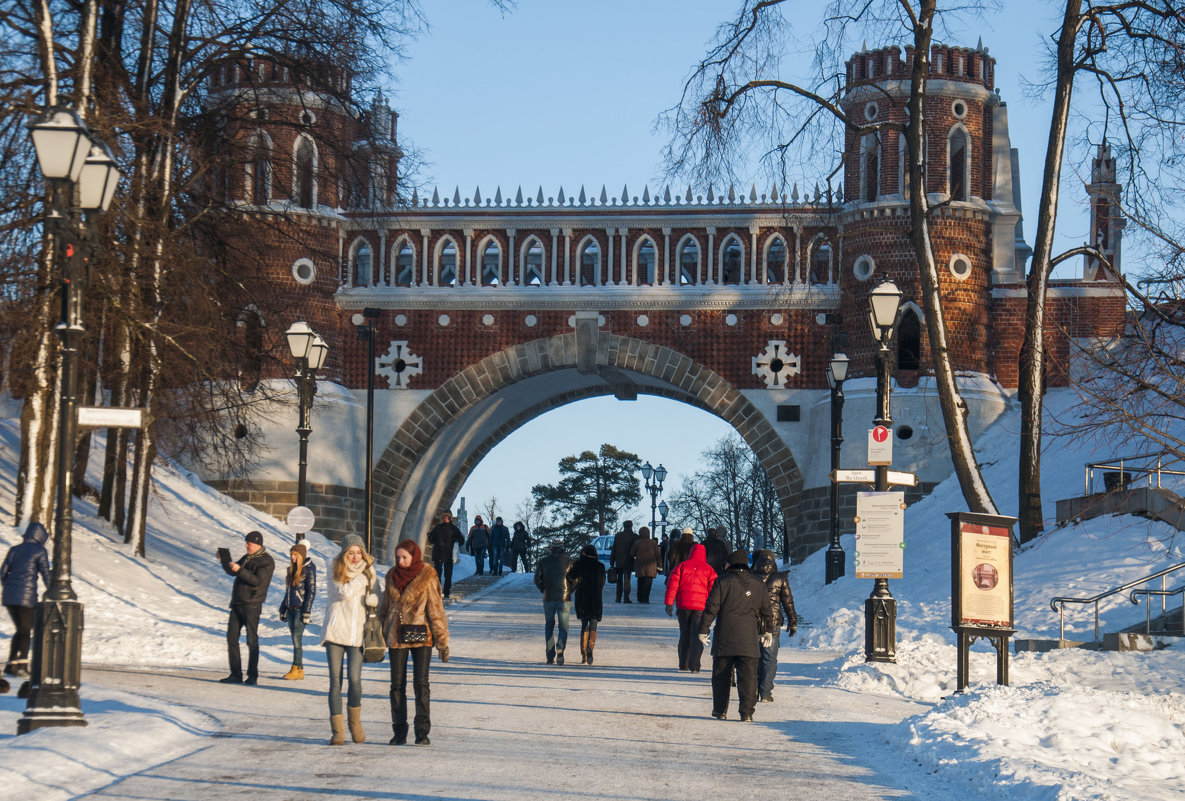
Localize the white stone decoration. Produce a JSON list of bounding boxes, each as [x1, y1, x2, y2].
[[438, 314, 450, 326], [482, 314, 495, 326], [394, 314, 408, 326], [751, 340, 802, 389], [770, 313, 784, 326], [680, 314, 692, 326], [726, 314, 738, 326], [291, 258, 316, 285], [376, 341, 424, 389], [525, 314, 538, 327], [637, 315, 649, 326]]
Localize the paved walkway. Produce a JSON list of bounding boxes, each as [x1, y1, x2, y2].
[[82, 574, 931, 800]]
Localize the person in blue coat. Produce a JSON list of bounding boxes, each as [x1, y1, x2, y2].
[[279, 541, 317, 680], [1, 521, 51, 678]]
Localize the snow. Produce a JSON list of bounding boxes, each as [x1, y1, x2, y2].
[[0, 387, 1182, 799]]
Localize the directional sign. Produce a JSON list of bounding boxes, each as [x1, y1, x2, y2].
[[286, 506, 316, 535], [868, 425, 893, 465], [77, 406, 145, 429], [832, 468, 919, 487], [854, 491, 906, 579]]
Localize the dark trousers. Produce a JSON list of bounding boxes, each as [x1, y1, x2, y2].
[[636, 576, 654, 603], [226, 603, 262, 679], [433, 556, 455, 596], [473, 547, 487, 575], [389, 646, 432, 741], [757, 634, 780, 698], [543, 600, 570, 661], [511, 549, 530, 573], [614, 568, 632, 602], [711, 654, 759, 719], [490, 544, 504, 575], [5, 605, 33, 670], [676, 608, 705, 671]]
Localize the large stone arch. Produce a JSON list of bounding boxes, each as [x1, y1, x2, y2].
[[371, 330, 803, 561]]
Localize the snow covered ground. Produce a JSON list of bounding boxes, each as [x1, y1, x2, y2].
[[0, 388, 1181, 799]]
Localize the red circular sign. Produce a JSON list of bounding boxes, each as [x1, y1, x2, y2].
[[872, 425, 890, 443]]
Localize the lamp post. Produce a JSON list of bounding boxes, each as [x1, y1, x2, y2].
[[20, 107, 121, 733], [640, 461, 667, 534], [286, 321, 328, 539], [353, 308, 381, 553], [825, 351, 850, 585], [865, 277, 903, 663]]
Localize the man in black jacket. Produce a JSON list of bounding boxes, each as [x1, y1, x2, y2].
[[698, 549, 773, 721], [703, 527, 730, 576], [219, 530, 275, 685], [610, 521, 638, 603], [533, 543, 573, 665], [753, 549, 797, 703], [427, 512, 464, 597]]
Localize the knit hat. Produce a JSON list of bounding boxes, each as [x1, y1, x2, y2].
[[682, 526, 694, 536], [727, 549, 750, 566], [245, 531, 263, 546], [339, 534, 366, 555], [290, 541, 308, 557]]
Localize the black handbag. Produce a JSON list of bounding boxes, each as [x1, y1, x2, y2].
[[362, 606, 386, 662], [607, 566, 619, 584], [399, 623, 429, 645]]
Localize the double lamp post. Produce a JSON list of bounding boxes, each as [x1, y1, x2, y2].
[[640, 462, 668, 536], [285, 321, 329, 541], [21, 107, 122, 733]]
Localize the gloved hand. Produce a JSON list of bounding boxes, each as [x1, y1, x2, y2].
[[302, 613, 311, 625], [665, 604, 673, 617], [279, 610, 287, 622], [760, 632, 773, 648], [698, 633, 710, 646], [365, 593, 379, 608], [787, 622, 797, 636], [438, 646, 449, 663]]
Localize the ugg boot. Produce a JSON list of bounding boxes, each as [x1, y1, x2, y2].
[[329, 714, 346, 746], [586, 631, 597, 665], [347, 706, 365, 743], [282, 665, 304, 680], [579, 632, 589, 664]]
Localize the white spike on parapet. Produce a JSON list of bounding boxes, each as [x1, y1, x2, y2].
[[663, 185, 671, 203], [515, 186, 524, 204], [621, 184, 629, 205], [536, 187, 544, 205], [599, 186, 607, 204], [642, 186, 650, 203], [495, 187, 502, 204], [474, 186, 482, 205], [453, 187, 461, 206], [685, 186, 692, 203], [558, 186, 566, 204], [411, 188, 418, 205], [707, 184, 715, 202], [579, 186, 587, 204], [792, 183, 799, 202], [750, 184, 757, 202]]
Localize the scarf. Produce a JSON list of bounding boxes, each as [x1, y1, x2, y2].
[[391, 539, 425, 592]]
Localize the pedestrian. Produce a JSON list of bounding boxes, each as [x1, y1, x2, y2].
[[664, 542, 716, 672], [322, 534, 379, 745], [533, 542, 572, 664], [427, 512, 464, 597], [510, 521, 532, 572], [379, 539, 449, 746], [567, 543, 606, 664], [630, 526, 661, 603], [490, 517, 511, 576], [703, 527, 730, 576], [753, 549, 797, 703], [1, 521, 51, 680], [467, 515, 491, 576], [610, 521, 638, 603], [278, 541, 317, 681], [658, 532, 670, 574], [217, 530, 276, 685], [667, 527, 695, 573], [698, 549, 774, 722]]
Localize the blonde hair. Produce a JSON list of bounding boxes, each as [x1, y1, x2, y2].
[[286, 546, 306, 587], [332, 541, 375, 584]]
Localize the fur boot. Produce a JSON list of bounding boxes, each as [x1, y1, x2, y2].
[[347, 706, 365, 743], [586, 631, 597, 665], [282, 665, 304, 680], [329, 714, 346, 746]]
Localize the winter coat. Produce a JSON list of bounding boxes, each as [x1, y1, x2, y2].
[[703, 533, 730, 576], [699, 564, 774, 658], [753, 549, 797, 632], [490, 523, 511, 551], [664, 544, 717, 612], [534, 549, 573, 602], [467, 524, 490, 553], [321, 566, 378, 648], [427, 521, 463, 562], [223, 548, 275, 606], [630, 532, 661, 578], [511, 526, 530, 553], [279, 560, 317, 620], [567, 554, 606, 620], [379, 564, 448, 651], [0, 522, 50, 608], [610, 526, 638, 571], [667, 533, 695, 572]]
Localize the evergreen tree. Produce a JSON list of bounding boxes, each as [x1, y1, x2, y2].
[[531, 444, 642, 553]]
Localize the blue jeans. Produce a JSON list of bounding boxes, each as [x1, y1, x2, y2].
[[757, 633, 780, 699], [325, 642, 363, 716], [490, 544, 503, 574], [543, 599, 570, 661], [473, 547, 487, 575], [287, 615, 306, 668]]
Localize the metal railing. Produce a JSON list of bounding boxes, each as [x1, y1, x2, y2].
[[1050, 561, 1185, 642], [1130, 584, 1185, 636], [1084, 452, 1185, 495]]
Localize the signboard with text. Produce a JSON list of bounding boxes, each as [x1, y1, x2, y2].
[[949, 512, 1015, 630], [867, 425, 892, 465], [853, 491, 905, 579]]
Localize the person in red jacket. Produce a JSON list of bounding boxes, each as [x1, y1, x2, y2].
[[663, 543, 716, 672]]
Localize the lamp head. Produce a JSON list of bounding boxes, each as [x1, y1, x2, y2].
[[868, 278, 903, 341], [78, 141, 121, 211], [641, 462, 653, 482], [658, 500, 669, 520], [655, 464, 667, 485], [829, 352, 850, 384], [28, 106, 92, 183], [286, 321, 314, 360], [308, 335, 329, 371]]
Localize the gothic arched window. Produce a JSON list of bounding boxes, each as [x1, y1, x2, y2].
[[523, 238, 544, 285], [578, 238, 600, 286], [949, 126, 970, 201], [394, 240, 415, 286], [636, 238, 657, 285], [480, 239, 501, 286], [438, 239, 458, 286], [766, 236, 787, 284], [294, 136, 316, 208], [678, 237, 700, 285], [351, 240, 372, 287], [898, 307, 922, 371], [721, 236, 744, 284]]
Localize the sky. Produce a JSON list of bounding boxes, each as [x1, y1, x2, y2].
[[384, 0, 1105, 524]]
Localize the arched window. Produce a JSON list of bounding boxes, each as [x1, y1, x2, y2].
[[948, 126, 970, 201], [437, 239, 458, 286], [351, 240, 372, 287], [394, 240, 415, 286], [523, 238, 544, 286], [369, 160, 387, 208], [480, 239, 501, 286], [635, 238, 657, 285], [238, 306, 264, 386], [898, 134, 909, 197], [578, 238, 600, 286], [862, 133, 880, 202], [678, 237, 700, 285], [247, 133, 272, 205], [809, 237, 832, 284], [898, 307, 921, 370], [765, 236, 787, 284], [294, 136, 316, 208], [721, 236, 743, 284]]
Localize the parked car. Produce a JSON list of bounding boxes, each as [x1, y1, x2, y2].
[[591, 534, 613, 568]]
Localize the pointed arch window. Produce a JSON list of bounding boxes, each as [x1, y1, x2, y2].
[[721, 236, 743, 284], [438, 240, 458, 286], [480, 240, 502, 286], [523, 239, 544, 286], [248, 133, 272, 205], [369, 160, 387, 209], [579, 239, 601, 286], [862, 133, 880, 202], [678, 238, 700, 285], [636, 238, 657, 285], [394, 240, 415, 287], [766, 236, 787, 283], [294, 136, 316, 208], [898, 307, 921, 370], [949, 127, 969, 201], [351, 240, 373, 287], [238, 306, 265, 386], [809, 238, 832, 285]]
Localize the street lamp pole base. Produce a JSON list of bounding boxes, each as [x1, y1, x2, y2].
[[825, 546, 845, 584], [18, 599, 87, 733], [864, 595, 897, 663]]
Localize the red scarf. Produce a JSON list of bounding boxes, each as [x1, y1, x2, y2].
[[391, 539, 424, 592]]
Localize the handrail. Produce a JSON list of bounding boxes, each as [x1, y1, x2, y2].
[[1050, 561, 1185, 642], [1084, 451, 1185, 495], [1130, 585, 1185, 636]]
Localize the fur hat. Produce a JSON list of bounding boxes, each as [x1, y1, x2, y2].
[[245, 530, 263, 546], [682, 526, 694, 536], [727, 549, 750, 566], [581, 544, 597, 558]]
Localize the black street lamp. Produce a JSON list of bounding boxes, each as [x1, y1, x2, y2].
[[286, 321, 328, 538], [865, 276, 903, 663], [20, 107, 121, 734], [353, 308, 381, 553], [640, 461, 667, 534], [825, 351, 850, 585]]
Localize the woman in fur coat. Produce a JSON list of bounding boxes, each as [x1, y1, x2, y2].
[[567, 544, 606, 664], [379, 539, 449, 746], [321, 535, 378, 745]]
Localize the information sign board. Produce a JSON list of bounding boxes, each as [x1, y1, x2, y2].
[[950, 513, 1015, 629], [287, 506, 316, 535], [868, 425, 893, 465], [853, 491, 905, 578]]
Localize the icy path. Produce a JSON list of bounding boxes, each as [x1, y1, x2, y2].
[[82, 574, 931, 800]]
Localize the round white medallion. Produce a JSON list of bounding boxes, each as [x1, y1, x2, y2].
[[525, 315, 538, 327], [770, 313, 784, 326], [725, 314, 738, 326], [680, 314, 692, 327], [438, 314, 450, 327], [482, 314, 495, 326], [637, 315, 649, 327], [394, 314, 408, 326], [291, 258, 316, 285]]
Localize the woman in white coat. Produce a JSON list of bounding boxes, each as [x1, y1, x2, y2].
[[322, 534, 378, 745]]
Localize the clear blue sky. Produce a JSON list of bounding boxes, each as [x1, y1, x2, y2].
[[387, 0, 1100, 529]]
